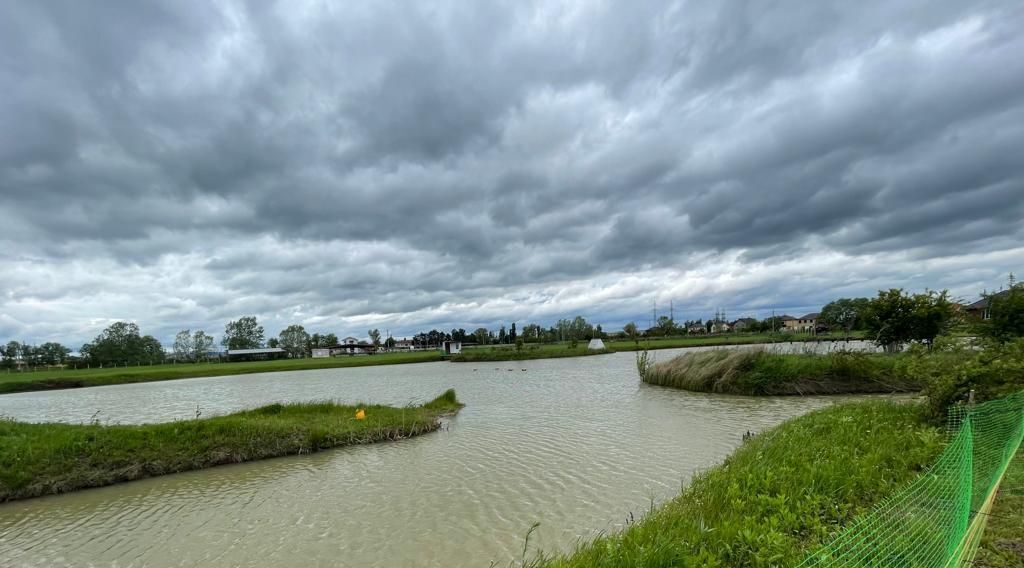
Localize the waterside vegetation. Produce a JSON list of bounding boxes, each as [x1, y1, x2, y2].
[[640, 348, 921, 395], [0, 389, 462, 502], [527, 401, 944, 567]]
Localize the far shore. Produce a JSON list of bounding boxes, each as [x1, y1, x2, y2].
[[1, 332, 866, 395]]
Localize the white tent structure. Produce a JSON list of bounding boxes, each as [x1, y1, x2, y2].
[[587, 338, 606, 351]]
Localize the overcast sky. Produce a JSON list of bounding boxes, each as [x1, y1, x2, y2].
[[2, 1, 1023, 347]]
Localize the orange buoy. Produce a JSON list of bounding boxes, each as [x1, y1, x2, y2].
[[355, 409, 366, 420]]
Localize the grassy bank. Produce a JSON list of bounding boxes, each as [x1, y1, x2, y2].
[[640, 348, 920, 395], [975, 449, 1024, 567], [452, 333, 864, 362], [0, 389, 462, 502], [0, 350, 443, 395], [528, 401, 943, 567]]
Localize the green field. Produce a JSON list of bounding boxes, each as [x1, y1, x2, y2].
[[639, 348, 919, 395], [974, 449, 1024, 567], [528, 401, 943, 567], [0, 350, 443, 394], [0, 389, 462, 502]]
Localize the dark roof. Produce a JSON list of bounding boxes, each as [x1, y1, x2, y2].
[[965, 289, 1011, 310], [799, 312, 821, 320], [778, 315, 796, 321], [732, 317, 757, 325]]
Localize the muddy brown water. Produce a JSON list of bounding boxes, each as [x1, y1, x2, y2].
[[0, 342, 881, 567]]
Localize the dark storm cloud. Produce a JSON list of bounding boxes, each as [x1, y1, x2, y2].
[[1, 0, 1023, 345]]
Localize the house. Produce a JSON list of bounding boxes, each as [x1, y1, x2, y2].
[[311, 348, 332, 359], [687, 323, 706, 334], [393, 338, 416, 351], [710, 320, 731, 334], [779, 315, 799, 331], [225, 348, 287, 361], [964, 290, 1011, 320], [731, 318, 758, 332], [337, 337, 376, 356], [441, 340, 462, 355], [795, 313, 820, 332]]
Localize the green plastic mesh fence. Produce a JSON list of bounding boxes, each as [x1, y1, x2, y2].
[[797, 391, 1024, 568]]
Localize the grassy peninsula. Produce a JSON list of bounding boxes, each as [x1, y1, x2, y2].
[[0, 389, 462, 502], [640, 348, 920, 395], [528, 401, 943, 567], [0, 350, 443, 395]]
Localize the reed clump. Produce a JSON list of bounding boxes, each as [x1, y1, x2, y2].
[[641, 348, 919, 395]]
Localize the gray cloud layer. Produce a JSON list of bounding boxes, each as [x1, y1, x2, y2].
[[2, 0, 1023, 346]]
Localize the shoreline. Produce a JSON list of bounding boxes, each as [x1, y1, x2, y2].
[[0, 390, 463, 503], [1, 334, 866, 395]]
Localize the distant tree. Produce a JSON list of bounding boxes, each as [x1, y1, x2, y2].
[[222, 316, 264, 350], [656, 316, 676, 337], [266, 338, 280, 348], [84, 321, 145, 365], [865, 289, 956, 352], [368, 329, 382, 348], [982, 280, 1024, 341], [192, 330, 214, 361], [138, 335, 165, 364], [323, 333, 338, 346], [473, 327, 489, 345], [279, 325, 311, 358], [510, 323, 517, 343], [0, 341, 18, 368], [173, 330, 193, 361], [623, 322, 638, 342], [33, 342, 68, 365], [820, 298, 871, 334], [498, 325, 507, 344], [384, 336, 396, 349]]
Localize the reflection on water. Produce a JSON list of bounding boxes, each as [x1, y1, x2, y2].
[[0, 342, 880, 567]]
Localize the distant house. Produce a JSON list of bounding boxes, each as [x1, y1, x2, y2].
[[731, 318, 758, 332], [710, 320, 731, 334], [337, 337, 375, 356], [687, 323, 706, 334], [964, 290, 1011, 320], [225, 348, 287, 362], [393, 338, 416, 351], [311, 348, 332, 359], [779, 315, 799, 331], [441, 340, 462, 355], [795, 313, 820, 332]]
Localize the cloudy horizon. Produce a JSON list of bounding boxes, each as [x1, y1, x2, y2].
[[2, 1, 1023, 348]]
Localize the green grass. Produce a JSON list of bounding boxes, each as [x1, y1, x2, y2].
[[0, 350, 443, 395], [526, 401, 943, 567], [975, 449, 1024, 567], [0, 389, 462, 502], [641, 348, 920, 395], [451, 333, 865, 362]]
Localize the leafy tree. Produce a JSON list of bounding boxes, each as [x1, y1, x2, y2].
[[820, 298, 871, 334], [222, 316, 264, 350], [83, 321, 146, 365], [279, 324, 310, 358], [2, 341, 22, 368], [191, 331, 214, 361], [138, 335, 165, 363], [473, 327, 489, 345], [323, 333, 338, 346], [865, 289, 956, 352], [510, 323, 517, 343], [266, 338, 280, 348], [623, 322, 638, 341], [498, 325, 507, 344], [982, 282, 1024, 341], [35, 342, 70, 365], [656, 316, 676, 337], [173, 330, 193, 361], [368, 329, 381, 348]]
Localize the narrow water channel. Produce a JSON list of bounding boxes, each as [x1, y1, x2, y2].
[[0, 343, 879, 567]]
